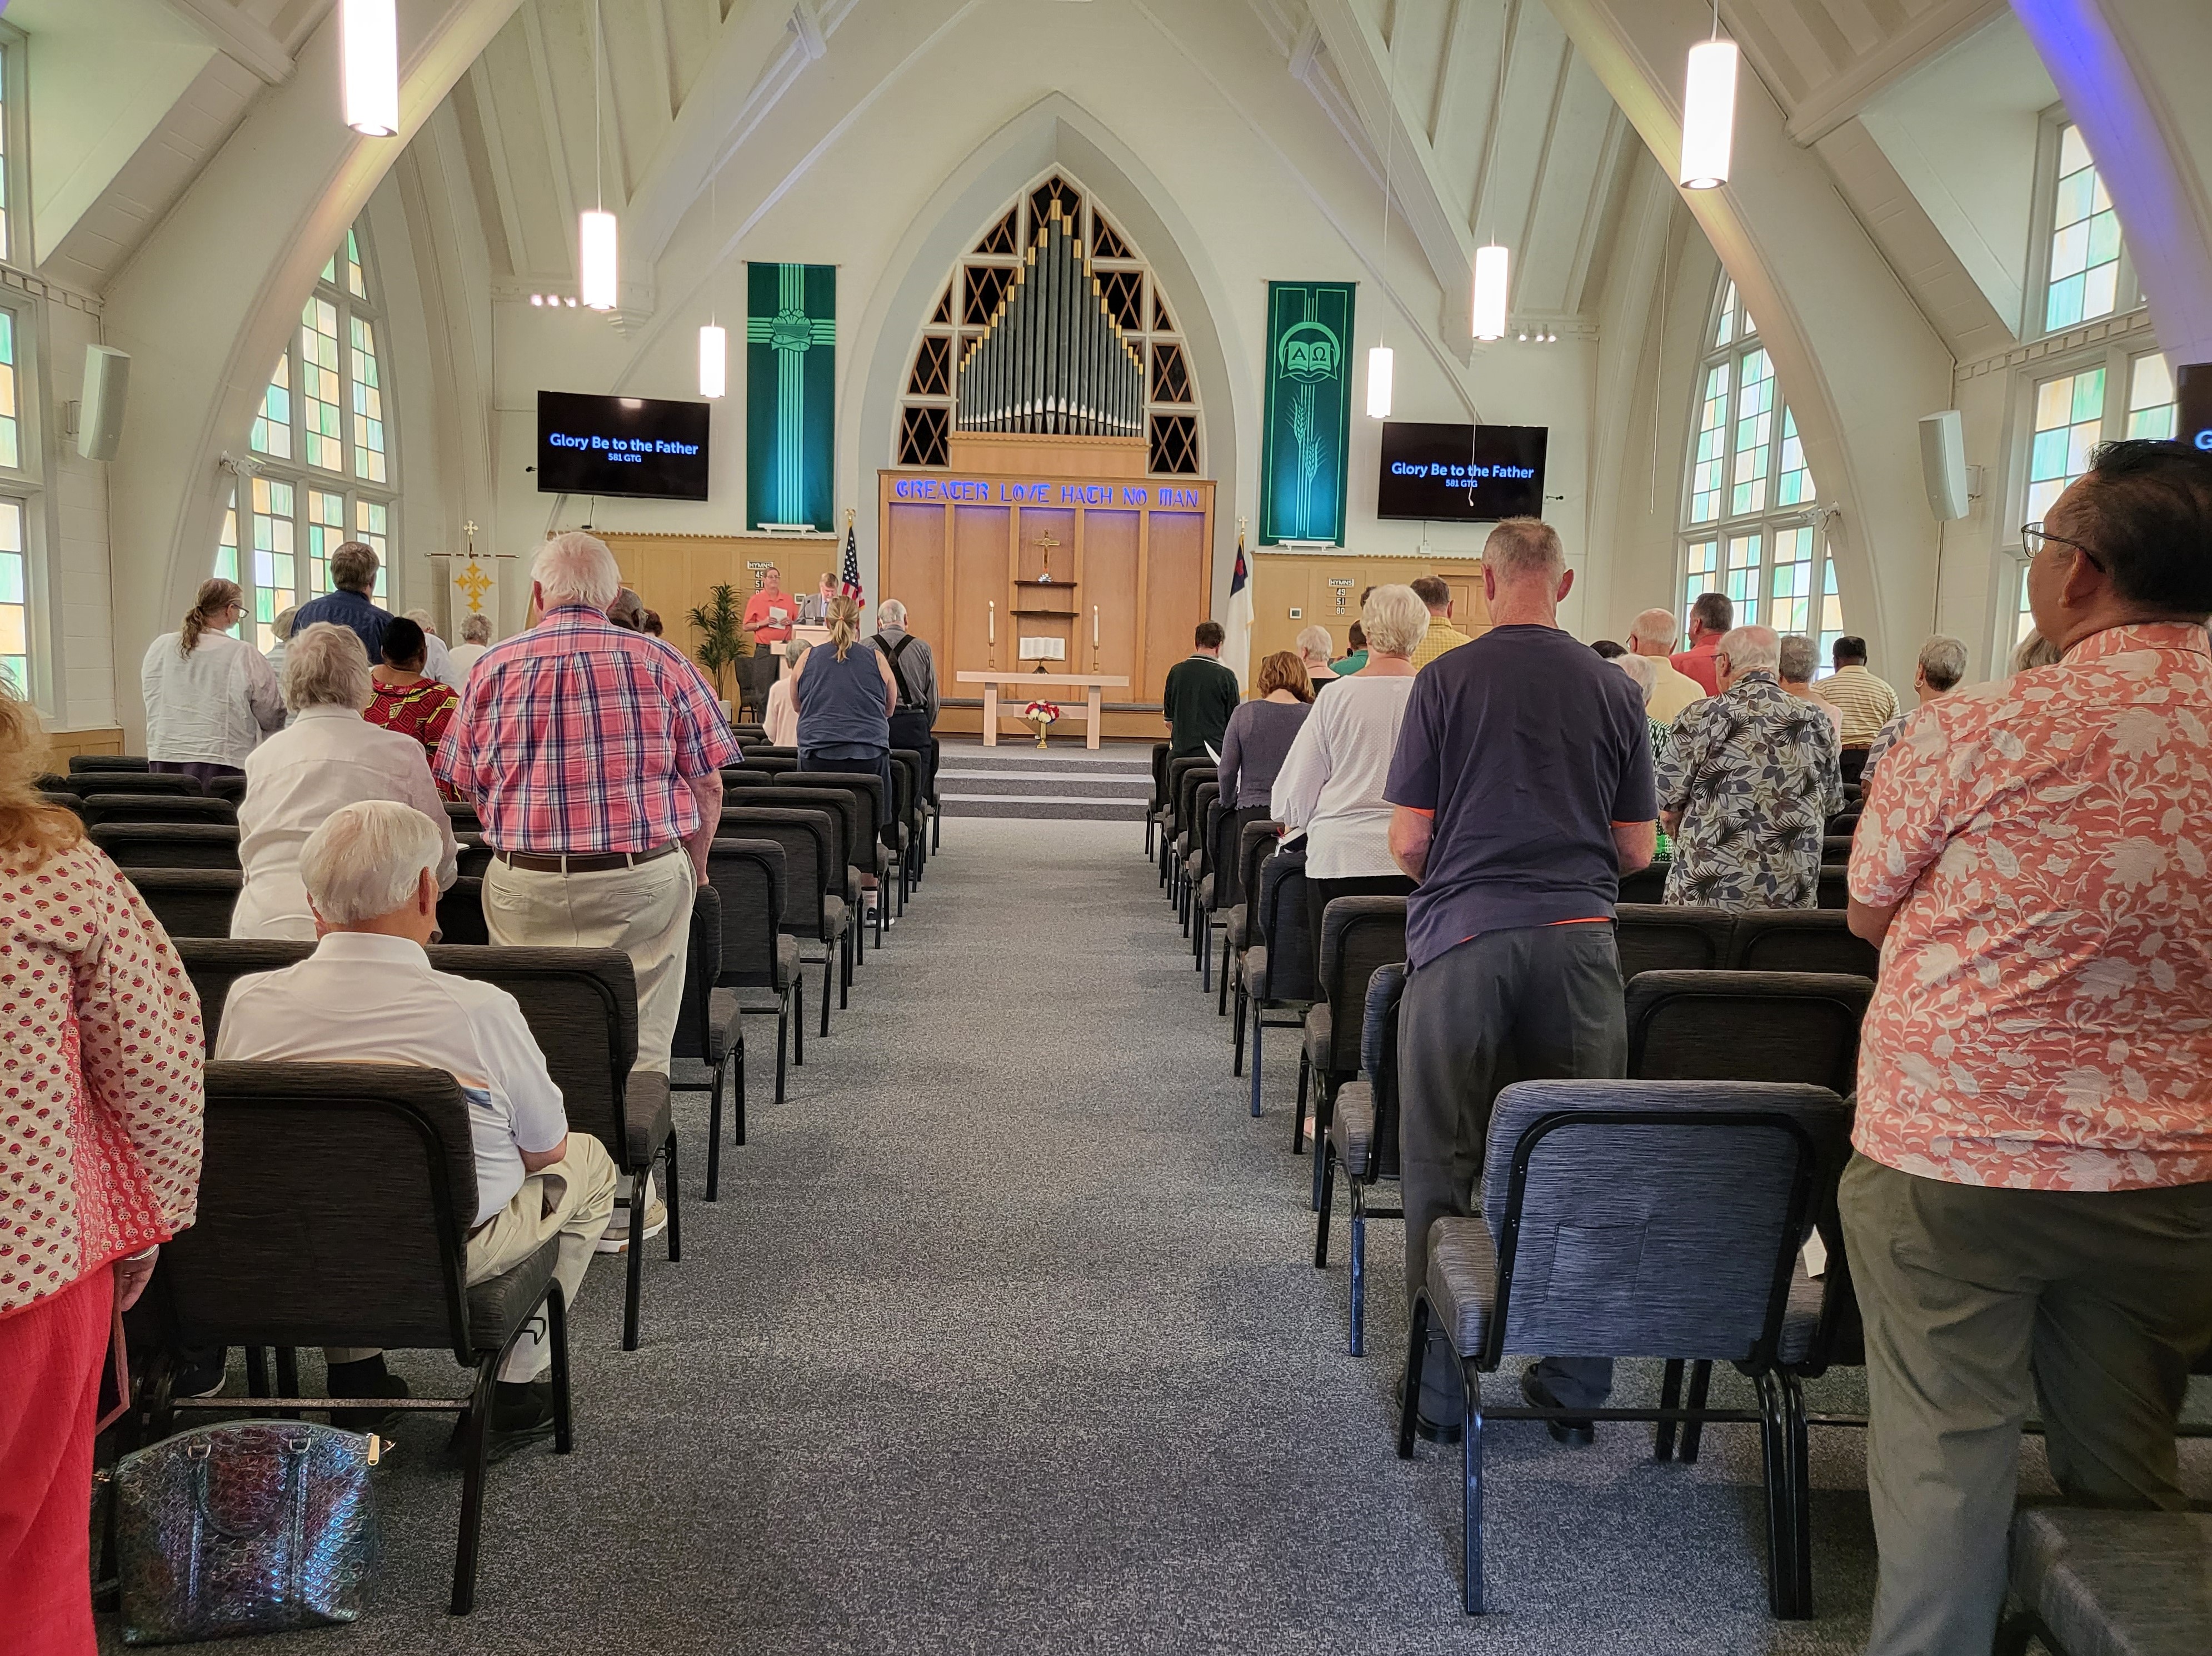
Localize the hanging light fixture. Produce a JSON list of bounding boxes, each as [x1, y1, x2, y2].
[[578, 0, 619, 310], [1471, 244, 1510, 341], [1679, 3, 1738, 191], [1365, 347, 1395, 419], [698, 143, 726, 396], [341, 0, 399, 137], [1364, 41, 1401, 418]]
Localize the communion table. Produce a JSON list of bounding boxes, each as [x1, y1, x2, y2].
[[956, 671, 1131, 749]]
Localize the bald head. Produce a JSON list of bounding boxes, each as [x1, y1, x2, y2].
[[1627, 607, 1678, 658], [1716, 624, 1780, 685]]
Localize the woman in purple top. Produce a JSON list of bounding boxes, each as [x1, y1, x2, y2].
[[1217, 652, 1313, 808]]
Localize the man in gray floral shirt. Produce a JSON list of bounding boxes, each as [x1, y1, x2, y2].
[[1656, 624, 1842, 909]]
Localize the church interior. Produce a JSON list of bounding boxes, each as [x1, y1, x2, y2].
[[6, 1, 2211, 1652]]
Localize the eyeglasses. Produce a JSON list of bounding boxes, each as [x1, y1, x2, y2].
[[2021, 523, 2105, 572]]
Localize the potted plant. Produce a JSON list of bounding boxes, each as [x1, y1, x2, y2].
[[688, 583, 747, 714]]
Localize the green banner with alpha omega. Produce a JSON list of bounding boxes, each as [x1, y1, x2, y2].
[[746, 263, 836, 531], [1259, 281, 1355, 545]]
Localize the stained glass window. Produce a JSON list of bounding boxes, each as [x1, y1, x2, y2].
[[2126, 352, 2176, 439], [2027, 367, 2103, 524], [0, 499, 24, 697], [219, 216, 397, 635], [1679, 273, 1834, 652], [2044, 125, 2127, 334], [0, 308, 17, 471]]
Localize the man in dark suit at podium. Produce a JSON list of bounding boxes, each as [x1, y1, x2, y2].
[[1162, 621, 1240, 759]]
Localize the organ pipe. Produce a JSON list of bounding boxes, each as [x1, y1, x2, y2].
[[954, 204, 1146, 438]]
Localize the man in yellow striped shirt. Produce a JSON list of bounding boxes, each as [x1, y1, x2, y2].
[[1811, 636, 1900, 778], [1408, 576, 1478, 669]]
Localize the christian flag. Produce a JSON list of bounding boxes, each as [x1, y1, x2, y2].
[[840, 518, 864, 610], [1224, 526, 1254, 691]]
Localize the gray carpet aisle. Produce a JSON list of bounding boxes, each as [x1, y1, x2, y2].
[[122, 818, 2208, 1655]]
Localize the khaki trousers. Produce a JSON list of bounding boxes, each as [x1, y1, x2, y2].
[[467, 1136, 618, 1382], [1838, 1154, 2212, 1656], [482, 850, 697, 1074]]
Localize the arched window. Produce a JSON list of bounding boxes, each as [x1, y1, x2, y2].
[[1680, 278, 1842, 666], [215, 221, 396, 650], [895, 173, 1198, 476]]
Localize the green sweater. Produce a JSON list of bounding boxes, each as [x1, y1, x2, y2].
[[1162, 654, 1241, 758]]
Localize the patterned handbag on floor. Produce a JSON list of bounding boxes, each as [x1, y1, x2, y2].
[[113, 1420, 381, 1644]]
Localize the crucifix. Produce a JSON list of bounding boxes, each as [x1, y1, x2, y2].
[[1031, 528, 1061, 582]]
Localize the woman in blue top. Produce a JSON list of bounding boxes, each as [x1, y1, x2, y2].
[[791, 594, 897, 828]]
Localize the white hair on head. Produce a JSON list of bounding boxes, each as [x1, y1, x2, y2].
[[1361, 584, 1431, 657], [1628, 607, 1677, 651], [1777, 633, 1820, 683], [531, 531, 623, 611], [1720, 624, 1782, 675], [1295, 624, 1333, 659], [282, 622, 373, 712], [1614, 652, 1657, 706], [1918, 635, 1968, 692], [1483, 517, 1566, 584], [271, 605, 301, 642], [877, 599, 907, 628], [461, 614, 491, 643], [405, 608, 438, 635], [298, 800, 443, 926]]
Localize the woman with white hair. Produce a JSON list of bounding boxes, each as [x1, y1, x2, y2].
[[1271, 583, 1429, 977], [1295, 624, 1338, 689], [140, 578, 287, 781], [447, 612, 493, 677], [231, 622, 458, 940], [403, 607, 460, 686], [764, 637, 806, 747]]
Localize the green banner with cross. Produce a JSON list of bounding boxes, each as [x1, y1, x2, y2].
[[1259, 280, 1355, 546], [746, 263, 837, 532]]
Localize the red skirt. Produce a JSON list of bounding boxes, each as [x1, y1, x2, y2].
[[0, 1268, 113, 1656]]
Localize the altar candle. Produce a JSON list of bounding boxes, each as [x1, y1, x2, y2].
[[1093, 606, 1100, 647], [988, 601, 995, 644]]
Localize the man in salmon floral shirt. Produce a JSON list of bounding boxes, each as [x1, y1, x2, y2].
[[1842, 438, 2212, 1656]]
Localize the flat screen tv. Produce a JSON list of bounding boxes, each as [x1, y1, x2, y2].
[[1376, 422, 1547, 522], [537, 391, 711, 501]]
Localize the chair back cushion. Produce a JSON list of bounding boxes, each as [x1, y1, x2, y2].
[[721, 768, 777, 789], [707, 838, 788, 987], [717, 807, 833, 930], [1817, 866, 1849, 909], [161, 1062, 479, 1358], [673, 885, 723, 1063], [81, 794, 237, 830], [69, 754, 155, 774], [1254, 848, 1318, 1003], [1190, 783, 1220, 869], [1615, 903, 1734, 979], [1727, 909, 1880, 978], [68, 768, 199, 793], [1150, 742, 1171, 811], [435, 876, 490, 946], [780, 771, 884, 845], [1362, 962, 1409, 1178], [730, 793, 848, 891], [1318, 895, 1407, 1071], [122, 869, 242, 939], [1617, 862, 1669, 904], [1627, 969, 1873, 1093], [89, 823, 241, 869], [1481, 1078, 1849, 1363], [1165, 757, 1209, 827], [1236, 818, 1279, 939]]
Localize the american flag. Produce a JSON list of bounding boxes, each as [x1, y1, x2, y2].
[[840, 519, 864, 608]]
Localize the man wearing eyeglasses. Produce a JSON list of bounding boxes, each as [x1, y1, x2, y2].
[[1840, 438, 2212, 1656]]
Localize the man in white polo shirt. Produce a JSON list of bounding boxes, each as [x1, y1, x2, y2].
[[215, 799, 617, 1457]]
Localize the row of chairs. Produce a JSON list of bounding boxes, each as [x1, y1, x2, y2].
[[92, 739, 947, 1616]]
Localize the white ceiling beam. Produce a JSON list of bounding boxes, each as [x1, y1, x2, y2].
[[1305, 0, 1475, 309], [1782, 0, 2009, 146], [465, 57, 531, 278], [793, 0, 828, 61], [623, 0, 820, 269], [163, 0, 298, 84]]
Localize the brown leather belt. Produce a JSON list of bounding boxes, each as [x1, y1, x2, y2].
[[494, 843, 681, 874]]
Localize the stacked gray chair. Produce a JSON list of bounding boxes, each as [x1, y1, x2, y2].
[[1612, 903, 1734, 980], [1221, 818, 1279, 1022], [671, 883, 740, 1199], [90, 822, 241, 869], [720, 804, 845, 1037], [1397, 1077, 1850, 1617]]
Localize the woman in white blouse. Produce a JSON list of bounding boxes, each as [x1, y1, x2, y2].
[[231, 623, 458, 940], [139, 579, 286, 780], [1270, 584, 1429, 978]]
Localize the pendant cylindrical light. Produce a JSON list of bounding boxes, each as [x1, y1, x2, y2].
[[1679, 39, 1739, 190], [1471, 243, 1510, 341], [578, 209, 618, 311], [1365, 345, 1395, 419], [698, 324, 727, 398], [341, 0, 400, 137]]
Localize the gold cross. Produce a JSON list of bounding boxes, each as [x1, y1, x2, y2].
[[1031, 532, 1061, 551], [454, 559, 493, 613], [462, 520, 480, 555]]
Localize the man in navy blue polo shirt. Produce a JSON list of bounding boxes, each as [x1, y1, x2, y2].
[[1385, 517, 1658, 1443], [290, 541, 392, 664]]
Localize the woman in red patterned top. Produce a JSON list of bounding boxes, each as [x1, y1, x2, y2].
[[364, 617, 461, 779], [0, 693, 204, 1654]]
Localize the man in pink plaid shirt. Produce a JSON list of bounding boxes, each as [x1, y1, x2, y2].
[[438, 533, 735, 1250]]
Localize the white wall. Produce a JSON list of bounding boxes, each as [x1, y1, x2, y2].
[[26, 277, 117, 728]]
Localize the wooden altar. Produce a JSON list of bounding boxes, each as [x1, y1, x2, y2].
[[877, 433, 1215, 742]]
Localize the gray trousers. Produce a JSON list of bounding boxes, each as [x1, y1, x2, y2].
[[1839, 1154, 2212, 1656], [1400, 923, 1627, 1418]]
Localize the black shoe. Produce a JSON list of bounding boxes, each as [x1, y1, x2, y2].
[[1521, 1362, 1595, 1447], [450, 1378, 560, 1465], [326, 1358, 411, 1434], [1395, 1378, 1465, 1445]]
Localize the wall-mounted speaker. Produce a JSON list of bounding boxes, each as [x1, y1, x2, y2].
[[2178, 363, 2212, 456], [78, 344, 131, 462], [1918, 409, 1969, 521]]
